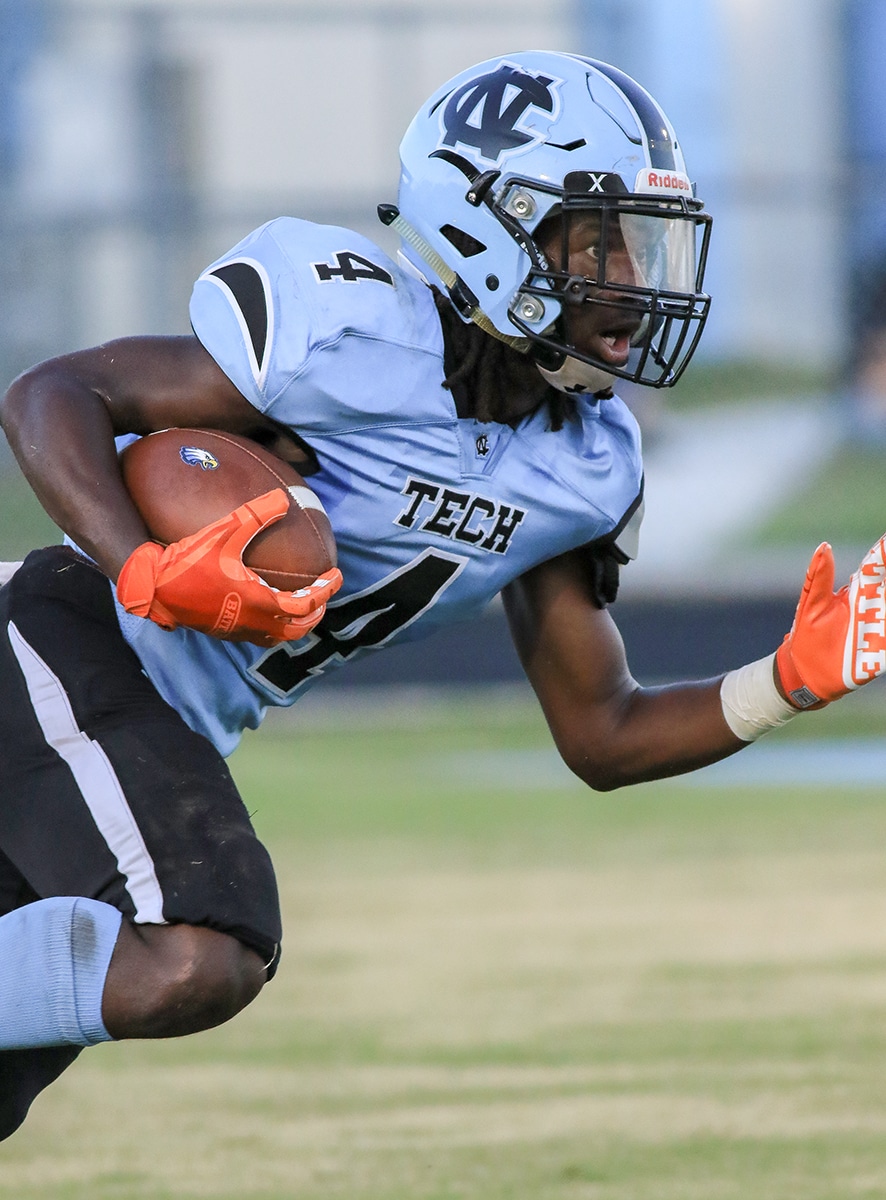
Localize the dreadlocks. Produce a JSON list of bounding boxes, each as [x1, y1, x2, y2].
[[432, 290, 571, 431]]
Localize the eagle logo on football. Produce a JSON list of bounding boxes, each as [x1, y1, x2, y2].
[[179, 446, 220, 471]]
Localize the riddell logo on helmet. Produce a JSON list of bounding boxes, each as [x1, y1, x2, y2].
[[634, 168, 692, 195]]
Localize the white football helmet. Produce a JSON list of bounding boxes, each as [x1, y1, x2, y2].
[[381, 51, 712, 394]]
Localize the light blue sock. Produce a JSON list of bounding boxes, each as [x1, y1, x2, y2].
[[0, 896, 122, 1049]]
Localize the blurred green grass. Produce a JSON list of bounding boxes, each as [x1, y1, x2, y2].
[[4, 696, 886, 1199], [667, 360, 834, 412], [0, 463, 60, 559], [749, 444, 886, 549], [666, 362, 884, 551]]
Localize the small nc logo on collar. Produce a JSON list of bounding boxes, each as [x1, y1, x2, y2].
[[475, 434, 490, 457]]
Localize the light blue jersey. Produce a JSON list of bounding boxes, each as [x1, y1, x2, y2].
[[114, 218, 644, 756]]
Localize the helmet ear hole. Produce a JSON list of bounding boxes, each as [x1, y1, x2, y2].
[[440, 224, 487, 258]]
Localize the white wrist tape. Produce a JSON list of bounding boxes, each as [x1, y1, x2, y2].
[[720, 653, 799, 742]]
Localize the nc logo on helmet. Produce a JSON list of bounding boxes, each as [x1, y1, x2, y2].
[[439, 63, 560, 165]]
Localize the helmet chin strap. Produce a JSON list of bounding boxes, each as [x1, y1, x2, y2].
[[535, 355, 616, 396], [383, 208, 529, 352], [385, 208, 623, 395]]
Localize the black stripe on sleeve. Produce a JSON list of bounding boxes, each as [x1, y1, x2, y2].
[[209, 261, 270, 373]]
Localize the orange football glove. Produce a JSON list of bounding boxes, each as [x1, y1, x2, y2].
[[116, 488, 342, 646], [775, 536, 886, 708]]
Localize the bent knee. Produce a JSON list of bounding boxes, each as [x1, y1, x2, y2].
[[103, 922, 270, 1040]]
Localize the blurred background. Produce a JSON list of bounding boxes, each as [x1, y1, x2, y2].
[[1, 0, 885, 690]]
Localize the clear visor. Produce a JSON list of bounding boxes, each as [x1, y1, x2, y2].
[[618, 210, 698, 294], [501, 182, 713, 388], [524, 194, 703, 297]]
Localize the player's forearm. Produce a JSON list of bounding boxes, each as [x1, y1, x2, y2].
[[0, 364, 150, 579], [553, 675, 749, 792]]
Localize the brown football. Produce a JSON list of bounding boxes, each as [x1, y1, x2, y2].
[[120, 428, 337, 590]]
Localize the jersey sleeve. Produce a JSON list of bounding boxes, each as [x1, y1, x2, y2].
[[189, 217, 444, 430], [579, 481, 645, 607], [189, 219, 312, 414], [609, 483, 645, 562]]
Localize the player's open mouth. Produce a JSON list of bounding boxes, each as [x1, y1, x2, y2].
[[590, 326, 638, 366]]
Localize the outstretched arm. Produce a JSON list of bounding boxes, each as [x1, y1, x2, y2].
[[505, 533, 886, 791], [503, 549, 746, 791]]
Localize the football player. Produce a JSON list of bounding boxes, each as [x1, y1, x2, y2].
[[0, 51, 883, 1138]]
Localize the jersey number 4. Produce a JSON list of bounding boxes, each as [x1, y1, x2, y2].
[[250, 549, 466, 698], [311, 251, 394, 286]]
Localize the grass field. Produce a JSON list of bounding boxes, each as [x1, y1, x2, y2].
[[3, 689, 886, 1199]]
